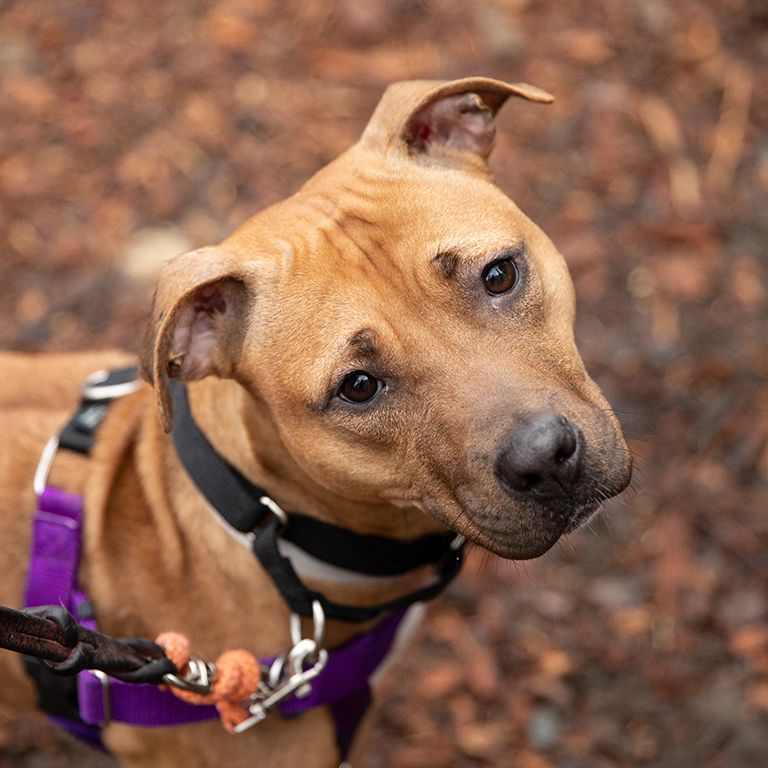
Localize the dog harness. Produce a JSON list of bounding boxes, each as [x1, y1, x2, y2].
[[23, 369, 465, 760]]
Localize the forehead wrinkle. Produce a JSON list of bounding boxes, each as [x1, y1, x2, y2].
[[345, 328, 379, 360], [432, 249, 460, 278]]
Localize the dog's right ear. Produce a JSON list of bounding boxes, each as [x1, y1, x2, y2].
[[359, 77, 553, 171], [140, 246, 250, 432]]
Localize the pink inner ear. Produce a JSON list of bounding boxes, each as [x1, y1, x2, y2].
[[406, 92, 497, 158], [194, 283, 227, 314], [408, 120, 433, 153], [169, 283, 227, 380]]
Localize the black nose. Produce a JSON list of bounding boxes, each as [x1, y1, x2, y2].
[[495, 413, 583, 499]]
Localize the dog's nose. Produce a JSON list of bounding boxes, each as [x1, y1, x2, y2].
[[495, 413, 583, 499]]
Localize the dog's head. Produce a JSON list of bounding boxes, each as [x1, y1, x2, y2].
[[142, 78, 632, 560]]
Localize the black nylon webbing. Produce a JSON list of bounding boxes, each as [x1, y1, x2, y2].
[[169, 380, 460, 578], [250, 520, 464, 622], [282, 513, 456, 576], [170, 381, 272, 532], [168, 379, 465, 620]]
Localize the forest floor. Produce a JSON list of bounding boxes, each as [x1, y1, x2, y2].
[[0, 1, 766, 766]]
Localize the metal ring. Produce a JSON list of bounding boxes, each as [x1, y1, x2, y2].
[[90, 670, 112, 725], [162, 657, 215, 694], [267, 655, 286, 690], [289, 612, 302, 647], [311, 599, 325, 649], [33, 437, 60, 497], [81, 369, 142, 401], [289, 599, 325, 652], [259, 495, 288, 526]]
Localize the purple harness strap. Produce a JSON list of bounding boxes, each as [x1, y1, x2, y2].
[[24, 485, 407, 757]]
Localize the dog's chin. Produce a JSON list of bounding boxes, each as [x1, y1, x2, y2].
[[474, 528, 564, 560], [458, 497, 605, 560]]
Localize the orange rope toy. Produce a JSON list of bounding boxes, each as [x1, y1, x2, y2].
[[155, 632, 261, 732]]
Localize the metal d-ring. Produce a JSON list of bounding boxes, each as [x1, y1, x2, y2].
[[33, 436, 60, 497], [289, 599, 325, 650], [81, 369, 142, 401], [258, 495, 288, 527]]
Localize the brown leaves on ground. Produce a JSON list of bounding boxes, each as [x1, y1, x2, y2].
[[1, 0, 767, 766]]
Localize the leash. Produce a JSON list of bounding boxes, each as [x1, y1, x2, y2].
[[0, 604, 169, 677], [6, 367, 464, 759]]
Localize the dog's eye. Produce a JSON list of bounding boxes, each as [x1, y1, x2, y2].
[[482, 257, 519, 295], [337, 371, 383, 403]]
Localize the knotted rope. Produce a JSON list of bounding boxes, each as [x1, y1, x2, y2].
[[155, 632, 261, 732]]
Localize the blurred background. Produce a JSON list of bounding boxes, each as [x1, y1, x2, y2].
[[0, 1, 766, 766]]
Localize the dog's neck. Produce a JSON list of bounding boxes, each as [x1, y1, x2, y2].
[[185, 376, 445, 540], [174, 376, 449, 613]]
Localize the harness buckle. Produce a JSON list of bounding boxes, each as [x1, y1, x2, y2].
[[232, 600, 327, 734]]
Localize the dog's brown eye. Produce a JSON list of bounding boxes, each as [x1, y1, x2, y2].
[[337, 371, 383, 403], [482, 258, 518, 295]]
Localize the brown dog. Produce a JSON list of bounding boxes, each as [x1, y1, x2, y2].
[[0, 78, 631, 767]]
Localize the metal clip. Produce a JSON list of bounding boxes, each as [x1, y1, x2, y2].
[[232, 600, 328, 734], [162, 656, 216, 695], [233, 643, 328, 733], [290, 598, 325, 650], [259, 495, 288, 527]]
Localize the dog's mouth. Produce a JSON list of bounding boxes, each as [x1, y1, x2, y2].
[[455, 420, 634, 558], [438, 464, 629, 560]]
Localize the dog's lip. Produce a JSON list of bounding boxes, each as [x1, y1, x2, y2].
[[562, 500, 603, 533], [431, 503, 566, 560], [464, 521, 565, 560], [443, 492, 608, 560]]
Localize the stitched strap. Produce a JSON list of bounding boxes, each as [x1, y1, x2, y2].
[[24, 486, 85, 609], [282, 513, 457, 576], [23, 486, 104, 744], [169, 381, 275, 532]]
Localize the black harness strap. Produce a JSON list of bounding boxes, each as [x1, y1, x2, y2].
[[59, 368, 143, 455], [169, 380, 465, 622], [169, 380, 274, 532], [251, 520, 464, 623], [281, 513, 457, 576]]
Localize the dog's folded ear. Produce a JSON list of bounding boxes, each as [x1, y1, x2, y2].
[[140, 247, 250, 431], [360, 77, 553, 169]]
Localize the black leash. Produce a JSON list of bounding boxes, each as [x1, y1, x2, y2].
[[1, 605, 175, 683], [169, 380, 465, 622]]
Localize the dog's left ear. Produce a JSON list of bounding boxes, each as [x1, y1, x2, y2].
[[140, 247, 250, 431], [360, 76, 553, 168]]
